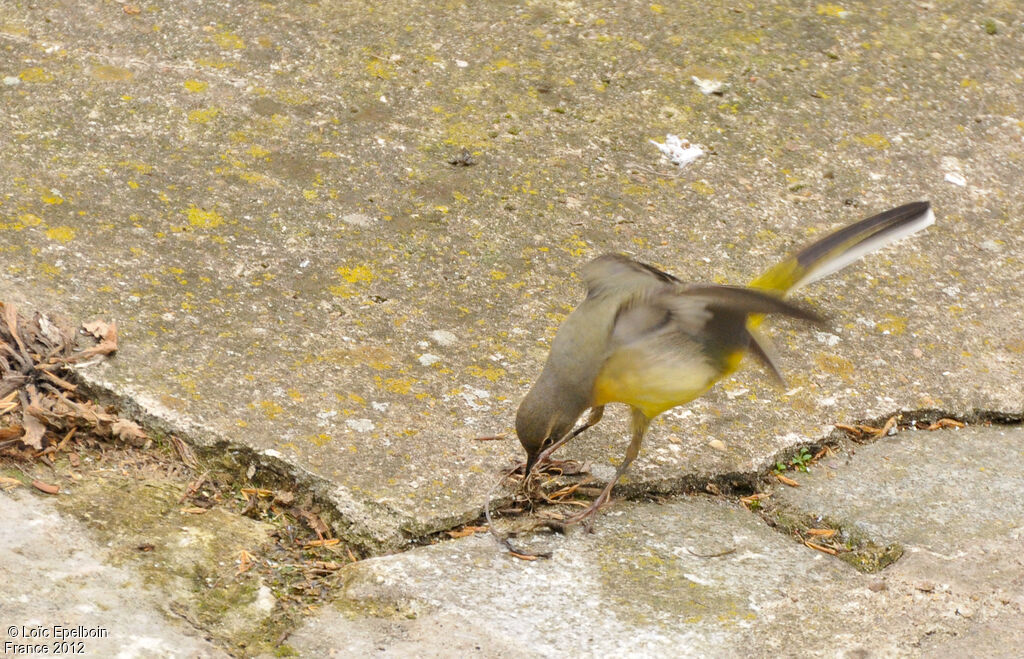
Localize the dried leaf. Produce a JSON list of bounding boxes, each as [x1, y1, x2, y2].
[[775, 473, 800, 487], [0, 476, 24, 490], [111, 418, 147, 444], [3, 303, 27, 355], [303, 538, 340, 548], [72, 321, 118, 361], [241, 487, 274, 497], [803, 540, 838, 555], [31, 479, 60, 495], [237, 549, 255, 575], [446, 525, 488, 539], [0, 426, 24, 441], [274, 490, 295, 506], [925, 418, 965, 431], [36, 314, 65, 348], [38, 369, 77, 391], [19, 392, 47, 450], [82, 320, 111, 340], [806, 528, 837, 538], [298, 509, 330, 538], [170, 435, 198, 468], [180, 507, 209, 515]]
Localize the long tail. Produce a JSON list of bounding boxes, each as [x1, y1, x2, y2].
[[749, 201, 934, 294], [742, 201, 934, 381]]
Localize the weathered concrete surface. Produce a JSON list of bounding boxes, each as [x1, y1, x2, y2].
[[2, 0, 1022, 547], [774, 424, 1024, 603], [286, 424, 1024, 657], [0, 491, 230, 658]]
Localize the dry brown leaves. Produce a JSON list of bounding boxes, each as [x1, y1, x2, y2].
[[835, 415, 900, 441], [1, 301, 141, 459], [774, 473, 800, 487], [837, 415, 966, 441]]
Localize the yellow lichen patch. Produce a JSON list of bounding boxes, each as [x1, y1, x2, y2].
[[18, 213, 43, 227], [188, 107, 221, 124], [486, 58, 515, 72], [650, 4, 665, 13], [90, 65, 133, 81], [247, 145, 270, 158], [45, 226, 76, 243], [365, 58, 396, 79], [691, 180, 715, 195], [19, 67, 54, 83], [377, 377, 415, 395], [336, 265, 375, 283], [875, 314, 907, 335], [258, 400, 284, 419], [816, 4, 848, 17], [856, 133, 890, 149], [41, 193, 64, 205], [309, 433, 332, 447], [813, 353, 855, 379], [467, 364, 505, 382], [489, 270, 507, 280], [184, 79, 209, 93], [212, 30, 246, 50], [185, 205, 225, 228], [196, 57, 234, 69]]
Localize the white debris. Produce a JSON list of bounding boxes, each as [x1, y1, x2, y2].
[[725, 387, 749, 399], [944, 172, 967, 187], [650, 134, 705, 169], [345, 418, 375, 433], [418, 353, 441, 366], [814, 331, 841, 347], [691, 76, 726, 95], [429, 329, 458, 346], [458, 386, 491, 411], [342, 213, 374, 227]]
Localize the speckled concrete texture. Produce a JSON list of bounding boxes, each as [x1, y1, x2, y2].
[[286, 424, 1024, 657], [2, 0, 1021, 547], [0, 491, 229, 658]]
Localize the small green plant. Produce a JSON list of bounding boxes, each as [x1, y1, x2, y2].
[[790, 448, 814, 472], [773, 448, 814, 474]]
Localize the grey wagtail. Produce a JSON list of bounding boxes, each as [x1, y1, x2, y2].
[[516, 201, 934, 525]]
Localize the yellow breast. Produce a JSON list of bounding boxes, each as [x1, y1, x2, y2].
[[592, 348, 745, 419]]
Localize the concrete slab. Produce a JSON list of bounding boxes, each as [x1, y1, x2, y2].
[[774, 424, 1024, 602], [1, 1, 1021, 549], [0, 491, 229, 658], [286, 424, 1024, 657], [285, 497, 967, 657]]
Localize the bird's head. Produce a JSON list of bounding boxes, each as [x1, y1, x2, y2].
[[515, 387, 579, 476]]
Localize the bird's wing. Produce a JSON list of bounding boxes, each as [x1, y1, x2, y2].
[[593, 284, 825, 416], [581, 253, 680, 299]]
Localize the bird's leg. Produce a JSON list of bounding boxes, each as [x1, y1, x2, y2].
[[564, 407, 651, 530], [533, 405, 605, 469]]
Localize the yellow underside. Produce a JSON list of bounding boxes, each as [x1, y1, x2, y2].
[[592, 348, 746, 419]]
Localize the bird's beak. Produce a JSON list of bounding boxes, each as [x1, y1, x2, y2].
[[524, 451, 539, 477]]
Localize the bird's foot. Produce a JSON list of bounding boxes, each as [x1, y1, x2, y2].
[[561, 489, 615, 532]]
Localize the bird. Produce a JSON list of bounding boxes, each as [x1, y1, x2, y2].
[[515, 201, 935, 526]]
